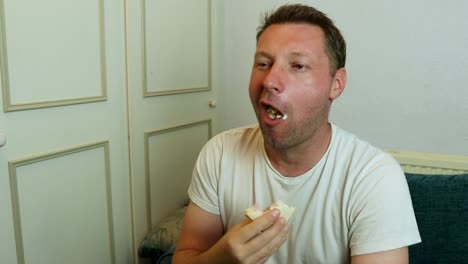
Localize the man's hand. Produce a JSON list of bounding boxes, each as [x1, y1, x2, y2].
[[210, 209, 289, 264], [172, 203, 289, 264], [173, 203, 289, 264]]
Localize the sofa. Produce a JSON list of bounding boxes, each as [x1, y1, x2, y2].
[[405, 173, 467, 263], [139, 172, 468, 263]]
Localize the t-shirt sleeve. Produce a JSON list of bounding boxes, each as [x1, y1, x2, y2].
[[348, 154, 421, 255], [187, 135, 222, 215]]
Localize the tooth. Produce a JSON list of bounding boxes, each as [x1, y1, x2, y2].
[[267, 106, 286, 120]]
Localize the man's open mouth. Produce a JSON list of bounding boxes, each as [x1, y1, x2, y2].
[[266, 106, 288, 120]]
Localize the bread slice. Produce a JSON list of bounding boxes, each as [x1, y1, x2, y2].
[[244, 200, 296, 222]]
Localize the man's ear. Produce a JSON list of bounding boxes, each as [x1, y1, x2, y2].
[[329, 67, 347, 100]]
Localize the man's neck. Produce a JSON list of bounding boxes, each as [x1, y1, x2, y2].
[[265, 123, 332, 177]]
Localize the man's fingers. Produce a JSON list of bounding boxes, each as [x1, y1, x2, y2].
[[234, 209, 281, 243], [244, 217, 289, 262], [231, 218, 251, 231], [246, 216, 289, 252], [220, 210, 289, 263]]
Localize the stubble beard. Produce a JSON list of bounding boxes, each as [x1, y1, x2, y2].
[[260, 106, 329, 151], [260, 116, 321, 151]]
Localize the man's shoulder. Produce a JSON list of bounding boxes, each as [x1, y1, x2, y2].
[[214, 124, 260, 142], [204, 124, 261, 151], [331, 123, 377, 150], [331, 124, 397, 166]]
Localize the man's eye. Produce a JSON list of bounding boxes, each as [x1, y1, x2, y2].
[[293, 64, 305, 70], [256, 62, 270, 69]]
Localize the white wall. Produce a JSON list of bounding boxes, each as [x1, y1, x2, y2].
[[220, 0, 468, 156]]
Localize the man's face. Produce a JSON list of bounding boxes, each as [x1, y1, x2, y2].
[[249, 23, 345, 150]]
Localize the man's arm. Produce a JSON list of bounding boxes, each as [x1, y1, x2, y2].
[[173, 202, 224, 263], [351, 247, 408, 264], [173, 201, 289, 264]]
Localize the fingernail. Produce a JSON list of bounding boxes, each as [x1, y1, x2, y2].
[[271, 209, 280, 217]]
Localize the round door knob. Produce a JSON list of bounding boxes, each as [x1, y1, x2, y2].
[[209, 100, 217, 108], [0, 133, 6, 148]]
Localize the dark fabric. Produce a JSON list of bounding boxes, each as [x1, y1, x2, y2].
[[138, 207, 186, 259], [154, 245, 175, 264], [405, 173, 468, 264]]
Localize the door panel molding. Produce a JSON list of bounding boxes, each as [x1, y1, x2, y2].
[[8, 140, 115, 264], [144, 119, 212, 229], [0, 0, 107, 112], [141, 0, 211, 97]]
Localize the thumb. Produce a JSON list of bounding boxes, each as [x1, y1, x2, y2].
[[231, 218, 251, 231]]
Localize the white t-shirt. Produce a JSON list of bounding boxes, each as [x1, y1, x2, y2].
[[188, 124, 421, 264]]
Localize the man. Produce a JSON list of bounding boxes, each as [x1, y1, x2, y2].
[[174, 4, 420, 264]]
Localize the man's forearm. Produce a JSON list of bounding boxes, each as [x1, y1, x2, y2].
[[172, 249, 203, 264], [173, 248, 226, 264]]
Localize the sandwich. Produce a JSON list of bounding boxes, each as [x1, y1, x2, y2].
[[244, 200, 296, 222]]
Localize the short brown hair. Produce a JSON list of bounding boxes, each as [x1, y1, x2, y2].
[[256, 4, 346, 74]]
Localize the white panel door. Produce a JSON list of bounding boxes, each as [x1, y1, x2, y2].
[[0, 0, 132, 263], [126, 0, 223, 262]]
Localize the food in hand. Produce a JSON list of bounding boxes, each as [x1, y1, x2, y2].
[[244, 200, 296, 222]]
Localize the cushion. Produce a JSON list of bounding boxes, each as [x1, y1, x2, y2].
[[155, 245, 176, 264], [405, 173, 468, 263], [138, 206, 187, 259]]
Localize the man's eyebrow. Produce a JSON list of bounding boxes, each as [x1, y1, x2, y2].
[[254, 51, 273, 60], [289, 52, 318, 65], [289, 51, 310, 59], [254, 51, 315, 62]]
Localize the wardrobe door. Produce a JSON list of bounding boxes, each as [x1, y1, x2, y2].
[[126, 0, 222, 262], [0, 0, 132, 263]]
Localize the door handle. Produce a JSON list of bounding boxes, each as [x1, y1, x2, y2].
[[208, 100, 217, 108], [0, 133, 6, 148]]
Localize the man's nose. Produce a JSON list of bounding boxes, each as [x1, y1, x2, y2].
[[262, 64, 285, 93]]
